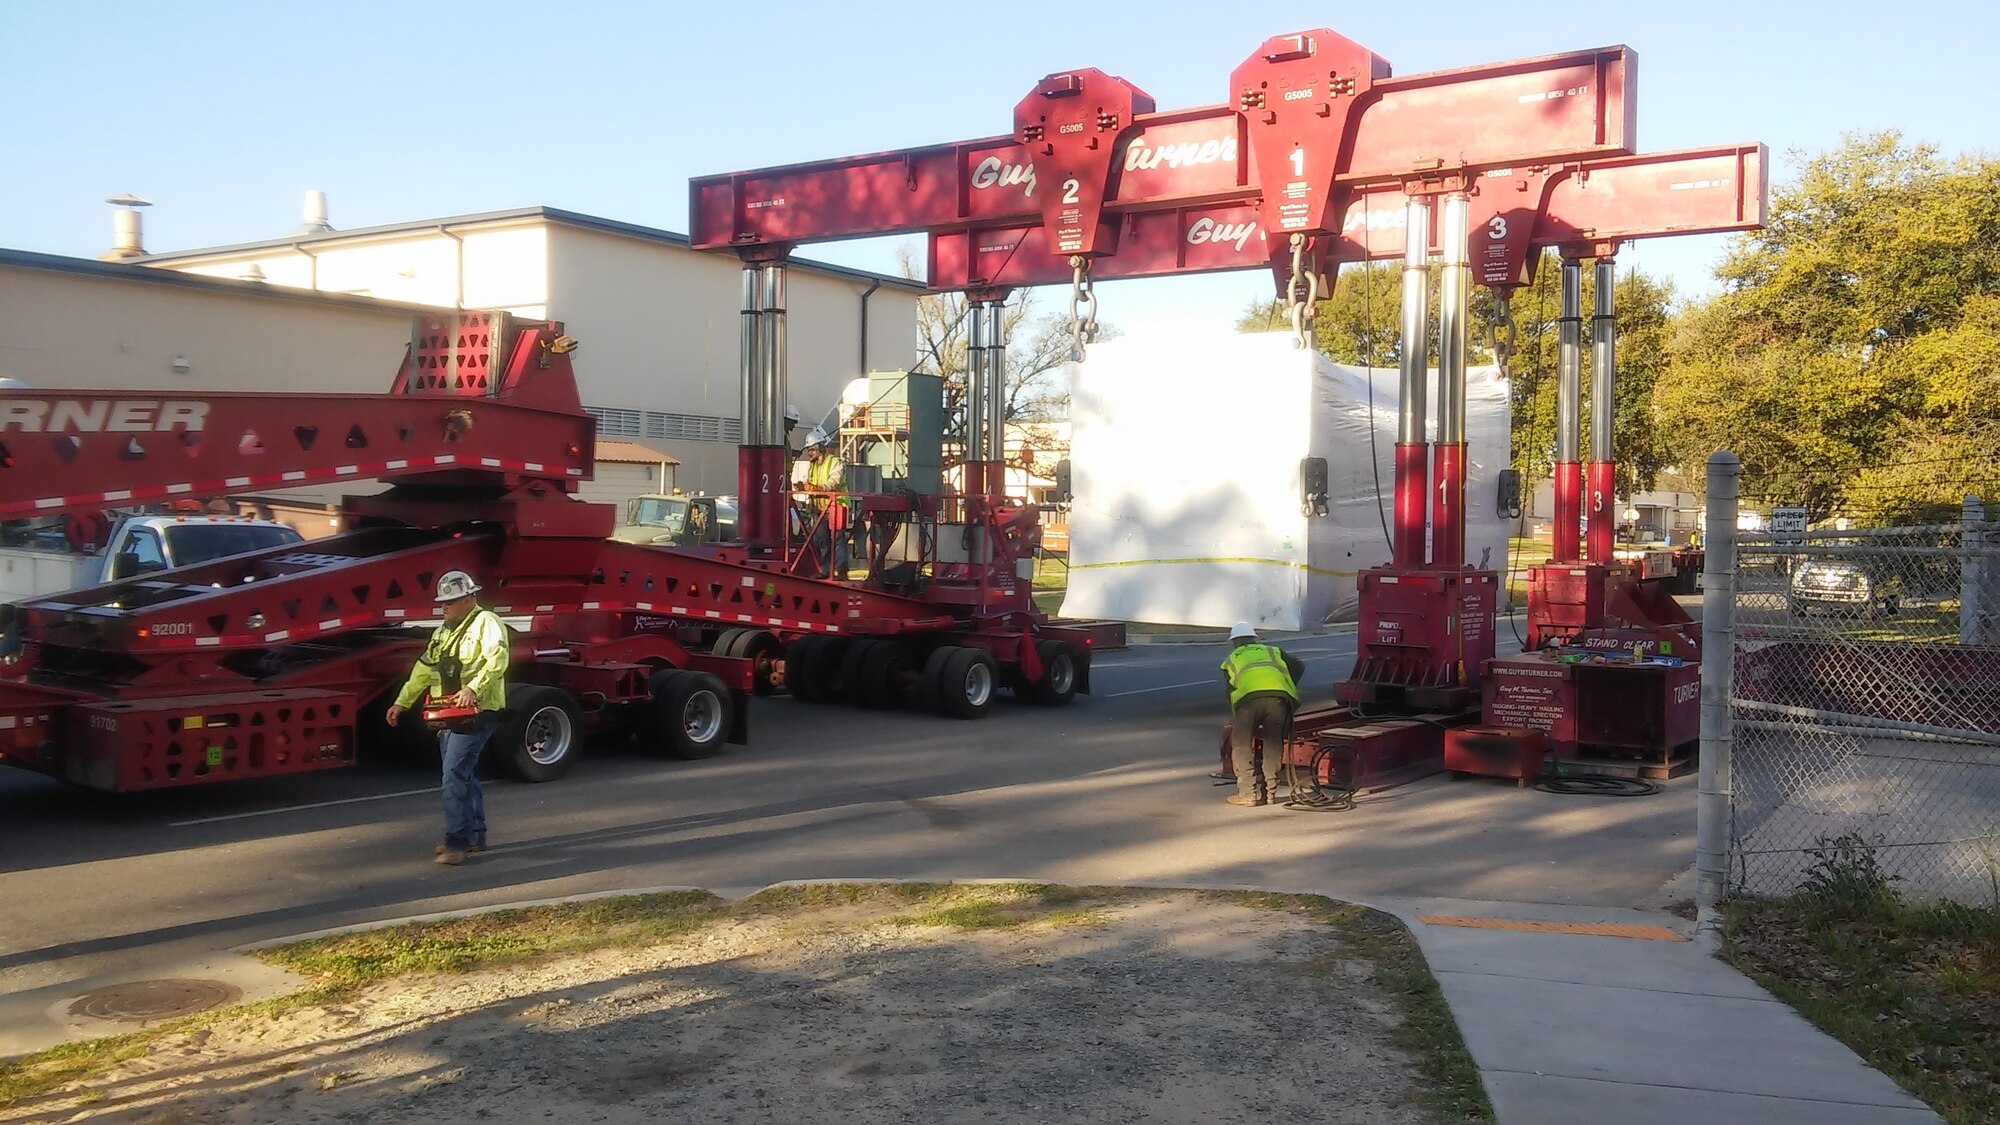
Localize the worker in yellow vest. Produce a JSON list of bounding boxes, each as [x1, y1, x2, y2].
[[803, 429, 849, 576], [386, 569, 511, 864], [1220, 621, 1303, 807]]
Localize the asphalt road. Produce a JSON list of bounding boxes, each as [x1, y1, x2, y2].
[[0, 627, 1696, 999]]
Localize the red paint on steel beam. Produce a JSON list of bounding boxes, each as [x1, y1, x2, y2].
[[690, 46, 1634, 251], [1433, 443, 1466, 570], [929, 143, 1766, 291], [1553, 461, 1584, 563], [1392, 442, 1429, 570], [1586, 460, 1618, 564], [1012, 69, 1156, 258], [1229, 30, 1390, 239], [10, 526, 954, 658]]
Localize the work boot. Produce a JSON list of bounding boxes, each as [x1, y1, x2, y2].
[[436, 843, 487, 855], [435, 848, 466, 866], [1224, 794, 1266, 808]]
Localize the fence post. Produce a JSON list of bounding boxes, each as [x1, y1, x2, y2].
[[1963, 495, 1988, 647], [1695, 451, 1740, 943]]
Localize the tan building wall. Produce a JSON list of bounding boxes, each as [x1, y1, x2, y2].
[[574, 461, 661, 509], [168, 224, 550, 318], [544, 224, 920, 496], [0, 256, 415, 394]]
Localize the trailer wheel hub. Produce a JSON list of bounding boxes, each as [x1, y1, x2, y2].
[[524, 706, 574, 766], [67, 979, 242, 1023], [682, 691, 724, 744], [963, 662, 993, 707]]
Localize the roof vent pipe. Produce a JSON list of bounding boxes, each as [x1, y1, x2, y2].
[[297, 190, 333, 234], [101, 194, 151, 261]]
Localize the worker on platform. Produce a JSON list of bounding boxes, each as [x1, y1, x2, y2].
[[386, 569, 512, 866], [803, 428, 850, 577], [1220, 622, 1304, 808], [783, 403, 804, 456]]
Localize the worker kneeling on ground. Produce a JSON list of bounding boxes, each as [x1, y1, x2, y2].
[[1220, 622, 1303, 808], [386, 570, 511, 866]]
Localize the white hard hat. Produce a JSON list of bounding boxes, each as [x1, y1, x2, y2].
[[784, 403, 801, 424], [1229, 621, 1258, 641], [806, 426, 831, 448], [434, 570, 482, 603]]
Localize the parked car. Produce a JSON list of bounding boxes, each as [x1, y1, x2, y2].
[[609, 494, 738, 547], [1789, 557, 1902, 617]]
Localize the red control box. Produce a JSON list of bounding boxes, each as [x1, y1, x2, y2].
[[1444, 725, 1546, 787]]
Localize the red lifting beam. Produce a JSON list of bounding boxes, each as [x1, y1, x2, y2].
[[689, 44, 1635, 252], [928, 144, 1768, 289], [0, 313, 595, 525]]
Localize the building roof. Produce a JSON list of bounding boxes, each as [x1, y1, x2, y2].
[[595, 438, 681, 465], [0, 247, 436, 315], [135, 206, 928, 292]]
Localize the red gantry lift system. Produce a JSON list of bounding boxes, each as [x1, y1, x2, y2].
[[0, 314, 1108, 793], [692, 27, 1764, 790]]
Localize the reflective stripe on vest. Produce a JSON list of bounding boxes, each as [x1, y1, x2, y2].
[[1221, 643, 1298, 708]]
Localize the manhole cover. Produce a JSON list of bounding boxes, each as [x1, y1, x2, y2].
[[67, 978, 242, 1023]]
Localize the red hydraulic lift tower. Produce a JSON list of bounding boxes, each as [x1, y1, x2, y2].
[[694, 25, 1763, 788]]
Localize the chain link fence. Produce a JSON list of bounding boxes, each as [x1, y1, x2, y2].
[[1712, 489, 2000, 911]]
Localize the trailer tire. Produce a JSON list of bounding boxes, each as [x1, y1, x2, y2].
[[917, 646, 954, 714], [839, 640, 882, 706], [937, 647, 998, 720], [805, 636, 850, 702], [714, 628, 748, 656], [494, 684, 583, 783], [360, 695, 439, 768], [856, 640, 915, 709], [786, 635, 848, 703], [1030, 640, 1080, 707], [650, 671, 732, 759], [733, 630, 784, 695], [786, 636, 826, 702]]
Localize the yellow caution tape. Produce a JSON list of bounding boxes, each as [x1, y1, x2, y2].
[[1068, 556, 1360, 579]]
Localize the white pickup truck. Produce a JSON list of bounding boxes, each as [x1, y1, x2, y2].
[[0, 514, 305, 603]]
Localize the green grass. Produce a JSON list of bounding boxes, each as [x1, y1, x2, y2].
[[882, 883, 1119, 930], [1723, 893, 2000, 1124], [1503, 536, 1553, 608], [1219, 892, 1495, 1123], [260, 890, 725, 985]]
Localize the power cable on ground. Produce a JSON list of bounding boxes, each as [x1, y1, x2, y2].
[[1536, 776, 1660, 796]]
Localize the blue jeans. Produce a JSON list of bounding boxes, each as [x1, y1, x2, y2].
[[440, 712, 499, 850]]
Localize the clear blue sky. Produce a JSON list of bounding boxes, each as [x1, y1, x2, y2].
[[3, 0, 1991, 338]]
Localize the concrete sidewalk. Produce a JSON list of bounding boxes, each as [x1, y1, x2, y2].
[[1379, 895, 1941, 1124]]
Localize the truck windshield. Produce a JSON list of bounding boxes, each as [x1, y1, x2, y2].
[[629, 497, 690, 534], [162, 524, 300, 566]]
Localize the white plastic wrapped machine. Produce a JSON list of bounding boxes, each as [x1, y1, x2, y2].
[[1061, 331, 1511, 630]]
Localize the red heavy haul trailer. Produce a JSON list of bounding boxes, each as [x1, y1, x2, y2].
[[0, 312, 1109, 793]]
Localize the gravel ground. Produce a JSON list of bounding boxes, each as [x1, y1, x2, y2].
[[14, 891, 1427, 1124]]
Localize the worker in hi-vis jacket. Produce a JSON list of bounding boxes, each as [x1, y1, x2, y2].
[[1219, 621, 1303, 807]]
